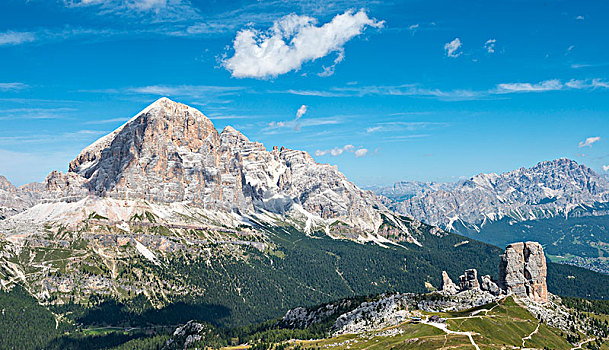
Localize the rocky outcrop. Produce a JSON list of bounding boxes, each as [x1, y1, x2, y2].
[[43, 171, 89, 202], [458, 269, 480, 291], [438, 241, 548, 302], [388, 158, 609, 231], [441, 271, 459, 295], [480, 275, 500, 296], [498, 242, 548, 303]]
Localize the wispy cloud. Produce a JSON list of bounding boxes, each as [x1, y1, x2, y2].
[[444, 38, 462, 57], [366, 121, 449, 133], [278, 77, 609, 101], [495, 79, 563, 93], [315, 144, 367, 158], [63, 0, 200, 22], [579, 136, 601, 148], [0, 83, 28, 91], [85, 117, 130, 125], [82, 84, 246, 102], [279, 84, 485, 101], [354, 148, 368, 157], [222, 9, 383, 79], [0, 107, 76, 120], [484, 39, 496, 53], [265, 104, 311, 132], [0, 31, 35, 46]]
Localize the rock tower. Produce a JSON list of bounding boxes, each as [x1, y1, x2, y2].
[[498, 241, 548, 303]]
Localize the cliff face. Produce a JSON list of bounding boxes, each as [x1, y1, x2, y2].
[[42, 97, 384, 233], [498, 242, 548, 303], [440, 241, 548, 303]]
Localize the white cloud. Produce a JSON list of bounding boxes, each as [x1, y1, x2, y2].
[[603, 165, 609, 172], [0, 31, 35, 46], [296, 105, 307, 120], [576, 15, 585, 20], [484, 39, 496, 53], [266, 104, 312, 132], [315, 144, 368, 157], [496, 79, 563, 93], [354, 148, 368, 157], [408, 23, 419, 35], [565, 79, 609, 89], [579, 136, 601, 148], [0, 83, 28, 91], [222, 9, 383, 79], [444, 38, 462, 57], [67, 0, 167, 11], [64, 0, 199, 22], [279, 77, 609, 101]]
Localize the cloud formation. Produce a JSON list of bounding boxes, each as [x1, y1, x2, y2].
[[444, 38, 462, 57], [279, 77, 609, 101], [496, 79, 563, 93], [484, 39, 496, 53], [64, 0, 200, 21], [0, 83, 28, 91], [603, 165, 609, 172], [296, 105, 307, 120], [354, 148, 368, 157], [579, 136, 601, 148], [0, 31, 35, 46], [315, 144, 367, 158], [222, 9, 383, 79]]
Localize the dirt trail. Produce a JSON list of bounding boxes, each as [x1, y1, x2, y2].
[[521, 323, 540, 348], [422, 320, 480, 350]]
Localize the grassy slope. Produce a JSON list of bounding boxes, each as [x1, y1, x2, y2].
[[290, 297, 572, 350]]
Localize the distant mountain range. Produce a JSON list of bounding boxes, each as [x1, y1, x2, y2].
[[372, 159, 609, 274], [375, 158, 609, 232]]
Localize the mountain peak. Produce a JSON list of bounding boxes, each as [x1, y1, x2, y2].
[[57, 99, 384, 234], [393, 157, 609, 230]]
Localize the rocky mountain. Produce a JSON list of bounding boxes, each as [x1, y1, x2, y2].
[[0, 175, 44, 219], [0, 97, 462, 321], [7, 97, 386, 237], [388, 158, 609, 232]]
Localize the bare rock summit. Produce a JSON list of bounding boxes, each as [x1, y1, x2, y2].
[[498, 241, 548, 303]]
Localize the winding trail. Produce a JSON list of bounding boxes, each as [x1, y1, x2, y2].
[[422, 320, 480, 350], [570, 338, 595, 350], [521, 323, 540, 348]]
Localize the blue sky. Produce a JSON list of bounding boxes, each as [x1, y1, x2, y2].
[[1, 0, 609, 186]]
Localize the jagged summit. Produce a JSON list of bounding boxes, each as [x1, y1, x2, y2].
[[392, 158, 609, 231], [10, 98, 387, 235]]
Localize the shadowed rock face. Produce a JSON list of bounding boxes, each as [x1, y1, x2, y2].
[[498, 241, 548, 303], [458, 269, 480, 291]]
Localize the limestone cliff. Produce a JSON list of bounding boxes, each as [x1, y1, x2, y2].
[[498, 241, 548, 303]]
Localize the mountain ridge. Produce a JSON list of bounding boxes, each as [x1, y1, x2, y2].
[[379, 158, 609, 232]]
